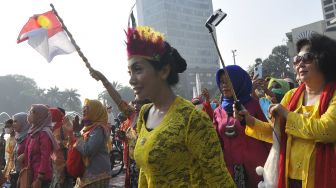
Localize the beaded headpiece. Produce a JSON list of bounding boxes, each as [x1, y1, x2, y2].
[[126, 26, 167, 62]]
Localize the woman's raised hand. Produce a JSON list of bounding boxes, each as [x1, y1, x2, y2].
[[89, 68, 105, 82], [72, 115, 83, 133]]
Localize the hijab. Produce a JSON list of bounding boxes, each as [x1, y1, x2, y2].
[[48, 108, 65, 131], [82, 99, 108, 129], [82, 99, 111, 166], [267, 78, 290, 95], [267, 78, 290, 103], [13, 112, 30, 144], [216, 65, 252, 111], [28, 104, 59, 150]]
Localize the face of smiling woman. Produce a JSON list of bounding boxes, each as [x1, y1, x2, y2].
[[128, 58, 167, 102]]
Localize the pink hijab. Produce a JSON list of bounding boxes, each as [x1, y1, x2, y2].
[[28, 104, 59, 151]]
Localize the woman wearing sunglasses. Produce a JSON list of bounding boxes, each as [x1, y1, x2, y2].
[[234, 33, 336, 188]]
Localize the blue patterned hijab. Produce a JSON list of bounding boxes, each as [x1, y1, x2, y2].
[[216, 65, 252, 110]]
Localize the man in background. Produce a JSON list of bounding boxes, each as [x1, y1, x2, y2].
[[107, 106, 116, 128]]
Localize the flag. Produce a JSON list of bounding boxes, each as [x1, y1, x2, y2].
[[17, 10, 75, 62]]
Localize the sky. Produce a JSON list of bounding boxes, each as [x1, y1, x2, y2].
[[0, 0, 323, 102]]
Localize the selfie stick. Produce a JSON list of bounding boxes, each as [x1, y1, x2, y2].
[[205, 9, 238, 103]]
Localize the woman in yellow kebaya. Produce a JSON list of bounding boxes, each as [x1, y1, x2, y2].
[[126, 26, 234, 187], [235, 33, 336, 188]]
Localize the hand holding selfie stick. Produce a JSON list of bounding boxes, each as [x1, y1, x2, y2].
[[205, 9, 246, 125]]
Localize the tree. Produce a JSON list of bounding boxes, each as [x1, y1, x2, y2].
[[98, 83, 135, 115], [0, 75, 42, 115], [251, 45, 295, 80], [98, 90, 112, 107], [246, 64, 255, 77], [111, 81, 122, 91], [61, 89, 82, 112], [262, 45, 294, 79], [118, 86, 134, 102], [0, 75, 83, 115], [45, 86, 63, 107]]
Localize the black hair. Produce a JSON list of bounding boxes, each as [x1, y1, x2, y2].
[[5, 119, 13, 127], [148, 42, 187, 86], [57, 107, 66, 115], [296, 33, 336, 82]]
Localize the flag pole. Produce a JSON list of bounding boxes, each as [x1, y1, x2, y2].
[[50, 4, 92, 71], [49, 4, 131, 114]]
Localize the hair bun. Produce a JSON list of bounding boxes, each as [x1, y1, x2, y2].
[[171, 48, 187, 73]]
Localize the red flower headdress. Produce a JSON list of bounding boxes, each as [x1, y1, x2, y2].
[[126, 26, 167, 62]]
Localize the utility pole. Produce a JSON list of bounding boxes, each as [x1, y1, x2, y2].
[[231, 49, 237, 65]]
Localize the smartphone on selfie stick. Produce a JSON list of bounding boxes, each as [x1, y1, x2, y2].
[[205, 9, 245, 123], [254, 62, 263, 79]]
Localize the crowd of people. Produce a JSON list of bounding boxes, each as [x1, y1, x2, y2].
[[1, 25, 336, 188]]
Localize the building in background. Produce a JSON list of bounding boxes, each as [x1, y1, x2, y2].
[[286, 21, 325, 59], [136, 0, 219, 99], [286, 0, 336, 76], [321, 0, 336, 31]]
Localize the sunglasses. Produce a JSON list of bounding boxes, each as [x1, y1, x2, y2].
[[293, 52, 315, 66]]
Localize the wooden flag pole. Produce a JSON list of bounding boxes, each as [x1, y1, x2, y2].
[[50, 3, 92, 71], [49, 4, 132, 114]]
